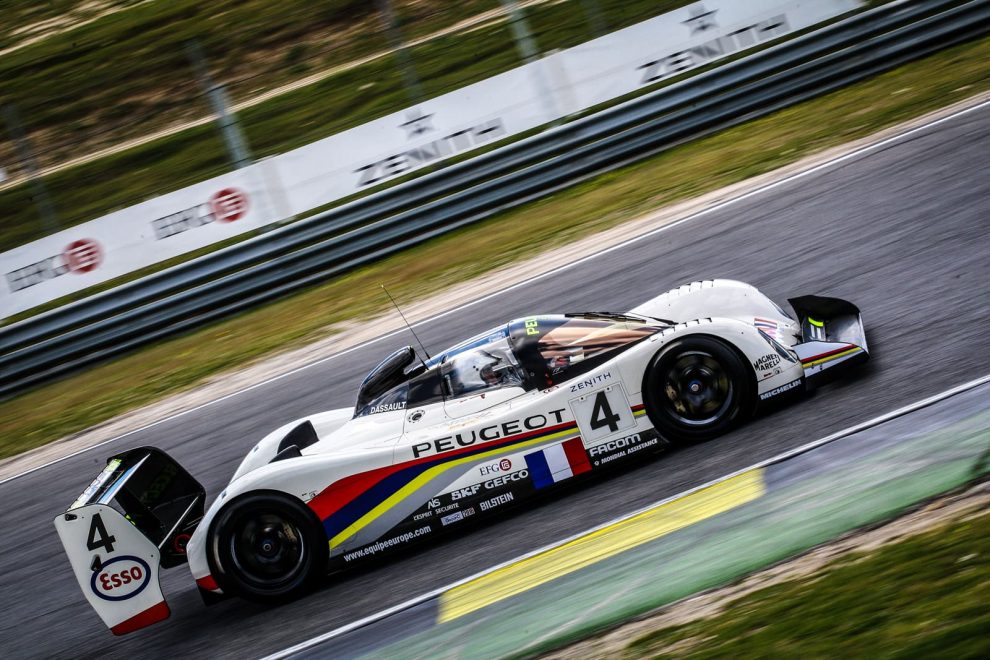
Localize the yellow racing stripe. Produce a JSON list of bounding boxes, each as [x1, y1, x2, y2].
[[330, 427, 580, 548], [438, 468, 765, 623], [802, 346, 861, 368]]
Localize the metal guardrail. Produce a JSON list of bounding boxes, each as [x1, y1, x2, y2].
[[1, 0, 987, 398]]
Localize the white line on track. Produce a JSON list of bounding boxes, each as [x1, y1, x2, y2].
[[262, 372, 990, 659], [4, 98, 989, 487]]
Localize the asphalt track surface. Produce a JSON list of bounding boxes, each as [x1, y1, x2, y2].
[[2, 104, 988, 659]]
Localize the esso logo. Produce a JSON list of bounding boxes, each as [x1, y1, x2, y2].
[[209, 188, 249, 222], [90, 556, 151, 601], [499, 458, 512, 471], [63, 239, 102, 273]]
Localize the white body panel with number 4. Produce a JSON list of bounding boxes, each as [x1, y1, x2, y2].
[[571, 384, 637, 443], [53, 504, 169, 635]]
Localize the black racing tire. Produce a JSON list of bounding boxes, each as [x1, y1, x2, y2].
[[207, 492, 327, 603], [642, 335, 753, 442]]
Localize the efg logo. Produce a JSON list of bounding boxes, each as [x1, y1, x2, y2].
[[5, 238, 104, 292], [152, 187, 249, 239], [210, 188, 249, 223]]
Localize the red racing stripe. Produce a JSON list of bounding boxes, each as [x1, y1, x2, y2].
[[195, 575, 219, 591], [307, 421, 577, 520], [801, 344, 856, 364], [110, 601, 170, 635]]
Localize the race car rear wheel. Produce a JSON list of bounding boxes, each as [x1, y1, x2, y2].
[[208, 492, 326, 603], [642, 336, 753, 442]]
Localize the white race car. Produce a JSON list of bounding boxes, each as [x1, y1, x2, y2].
[[55, 280, 868, 634]]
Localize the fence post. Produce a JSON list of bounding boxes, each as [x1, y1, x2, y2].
[[185, 40, 253, 170], [2, 104, 60, 236], [579, 0, 609, 38], [376, 0, 425, 106], [498, 0, 560, 122]]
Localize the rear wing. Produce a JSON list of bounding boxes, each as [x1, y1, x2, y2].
[[53, 447, 204, 635], [788, 295, 869, 386]]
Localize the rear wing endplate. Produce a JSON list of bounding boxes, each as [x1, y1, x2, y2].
[[53, 447, 204, 635], [789, 295, 869, 386]]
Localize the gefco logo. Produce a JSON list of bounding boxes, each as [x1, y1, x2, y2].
[[5, 238, 103, 293], [151, 187, 249, 240], [90, 555, 151, 601]]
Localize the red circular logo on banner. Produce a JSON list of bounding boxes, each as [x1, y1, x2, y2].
[[210, 188, 249, 222], [499, 458, 512, 471], [64, 239, 103, 273]]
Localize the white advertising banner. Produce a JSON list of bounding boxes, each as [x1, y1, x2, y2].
[[0, 0, 861, 318], [1, 165, 278, 317], [544, 0, 862, 115], [274, 62, 556, 216], [274, 0, 859, 215]]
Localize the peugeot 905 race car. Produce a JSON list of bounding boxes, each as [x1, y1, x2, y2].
[[55, 280, 868, 635]]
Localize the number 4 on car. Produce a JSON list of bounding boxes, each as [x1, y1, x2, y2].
[[54, 279, 868, 634]]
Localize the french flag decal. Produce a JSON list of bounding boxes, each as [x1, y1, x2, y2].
[[525, 438, 592, 489]]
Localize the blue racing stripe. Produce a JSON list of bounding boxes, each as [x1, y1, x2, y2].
[[322, 422, 579, 538]]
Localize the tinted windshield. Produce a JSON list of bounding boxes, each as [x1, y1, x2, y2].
[[533, 316, 658, 381]]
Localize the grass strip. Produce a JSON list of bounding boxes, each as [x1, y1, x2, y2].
[[0, 34, 988, 459], [624, 505, 990, 659]]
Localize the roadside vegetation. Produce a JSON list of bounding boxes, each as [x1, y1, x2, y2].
[[0, 33, 987, 459], [0, 0, 687, 249], [623, 500, 989, 658]]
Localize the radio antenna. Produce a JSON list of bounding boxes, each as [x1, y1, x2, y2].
[[381, 284, 431, 362]]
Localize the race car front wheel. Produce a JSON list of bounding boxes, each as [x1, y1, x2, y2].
[[208, 492, 327, 603], [642, 336, 753, 442]]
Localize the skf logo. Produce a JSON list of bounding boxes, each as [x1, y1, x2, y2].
[[90, 555, 151, 601], [152, 188, 249, 240], [5, 238, 103, 292]]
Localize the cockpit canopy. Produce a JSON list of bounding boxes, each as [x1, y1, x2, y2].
[[439, 334, 524, 397], [353, 313, 664, 417]]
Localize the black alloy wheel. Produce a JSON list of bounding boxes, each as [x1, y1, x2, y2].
[[208, 493, 326, 603], [643, 335, 753, 442]]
